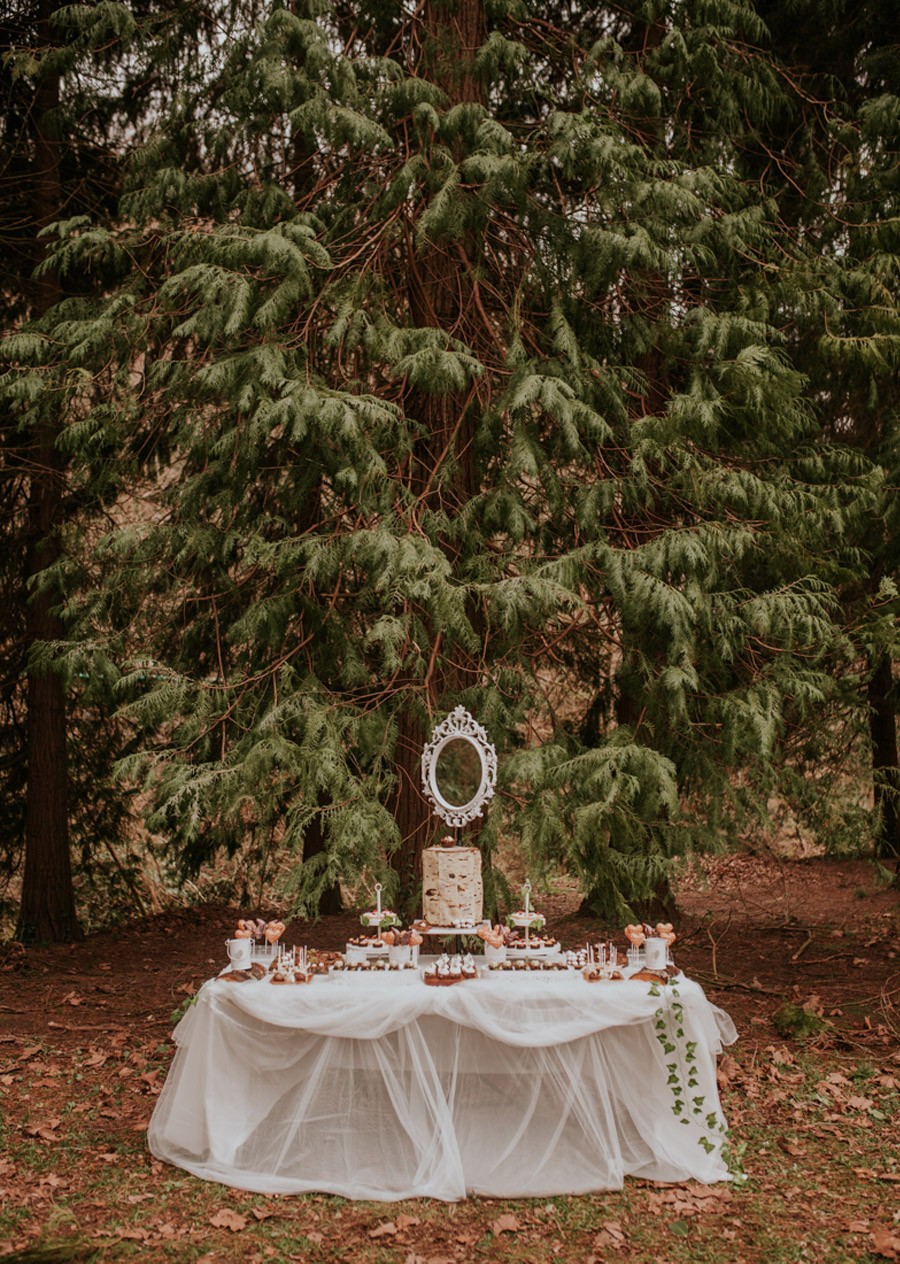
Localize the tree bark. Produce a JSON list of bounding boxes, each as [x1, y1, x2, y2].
[[387, 711, 432, 914], [16, 0, 80, 943], [868, 651, 900, 862], [389, 0, 487, 906]]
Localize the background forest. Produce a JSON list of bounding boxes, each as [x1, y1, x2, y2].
[[1, 0, 898, 944]]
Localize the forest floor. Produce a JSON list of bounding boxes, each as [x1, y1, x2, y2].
[[1, 854, 899, 1264]]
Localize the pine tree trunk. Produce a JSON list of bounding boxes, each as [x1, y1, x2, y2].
[[16, 0, 80, 944], [387, 712, 431, 913], [868, 652, 900, 863], [389, 0, 487, 907]]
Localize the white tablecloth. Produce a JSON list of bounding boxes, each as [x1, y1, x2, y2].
[[148, 968, 737, 1201]]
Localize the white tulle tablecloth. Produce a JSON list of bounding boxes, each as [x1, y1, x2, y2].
[[148, 967, 737, 1201]]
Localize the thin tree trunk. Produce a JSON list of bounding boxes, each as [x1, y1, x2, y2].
[[16, 0, 80, 943], [868, 652, 900, 862]]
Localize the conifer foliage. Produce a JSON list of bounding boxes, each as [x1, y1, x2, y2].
[[3, 0, 897, 931]]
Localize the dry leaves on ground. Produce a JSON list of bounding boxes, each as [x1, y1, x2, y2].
[[23, 1119, 61, 1143], [872, 1227, 900, 1261], [209, 1208, 247, 1232], [644, 1182, 732, 1217], [592, 1219, 628, 1249], [369, 1221, 399, 1239]]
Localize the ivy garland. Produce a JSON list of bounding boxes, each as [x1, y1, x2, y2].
[[649, 981, 746, 1183]]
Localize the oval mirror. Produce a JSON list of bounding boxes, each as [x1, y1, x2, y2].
[[435, 737, 483, 808], [421, 706, 497, 829]]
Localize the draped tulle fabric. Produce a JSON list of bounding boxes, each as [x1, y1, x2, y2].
[[148, 971, 737, 1201]]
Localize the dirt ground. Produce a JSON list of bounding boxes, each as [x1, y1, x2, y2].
[[1, 855, 898, 1264]]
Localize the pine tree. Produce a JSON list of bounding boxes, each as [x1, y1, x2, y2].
[[750, 0, 900, 862], [27, 0, 878, 922], [2, 0, 86, 941], [0, 0, 271, 938]]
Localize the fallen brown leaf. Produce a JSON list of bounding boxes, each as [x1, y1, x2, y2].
[[209, 1209, 247, 1232], [594, 1220, 628, 1249], [872, 1227, 900, 1261], [23, 1119, 61, 1143], [153, 1223, 181, 1240], [368, 1221, 398, 1239], [492, 1213, 520, 1235], [396, 1213, 421, 1230]]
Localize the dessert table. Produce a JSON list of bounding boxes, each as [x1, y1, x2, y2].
[[148, 966, 737, 1201]]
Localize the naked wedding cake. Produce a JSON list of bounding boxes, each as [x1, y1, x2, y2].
[[421, 844, 483, 927]]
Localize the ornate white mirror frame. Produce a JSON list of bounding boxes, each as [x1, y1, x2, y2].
[[420, 705, 497, 829]]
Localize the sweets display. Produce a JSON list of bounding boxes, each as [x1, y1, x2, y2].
[[624, 922, 677, 949], [477, 923, 505, 950], [380, 928, 424, 949], [347, 934, 390, 951], [219, 899, 680, 990], [233, 917, 286, 947], [269, 946, 313, 984], [486, 959, 569, 972], [332, 958, 418, 973], [359, 882, 401, 930], [360, 908, 401, 930], [423, 953, 478, 986], [507, 931, 559, 953], [507, 909, 546, 931]]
